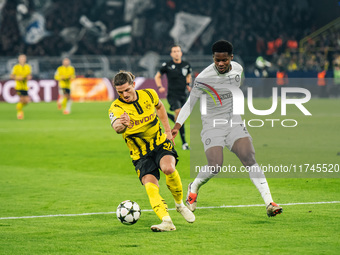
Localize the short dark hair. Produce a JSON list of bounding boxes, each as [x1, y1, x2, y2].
[[170, 44, 181, 51], [113, 70, 135, 86], [212, 40, 233, 55]]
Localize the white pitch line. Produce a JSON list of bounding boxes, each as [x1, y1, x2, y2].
[[1, 201, 339, 220]]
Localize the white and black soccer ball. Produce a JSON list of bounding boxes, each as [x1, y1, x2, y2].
[[116, 200, 141, 225]]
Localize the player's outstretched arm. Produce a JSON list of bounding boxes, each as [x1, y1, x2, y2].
[[155, 100, 174, 144]]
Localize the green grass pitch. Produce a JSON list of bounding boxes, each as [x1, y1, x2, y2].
[[0, 98, 339, 254]]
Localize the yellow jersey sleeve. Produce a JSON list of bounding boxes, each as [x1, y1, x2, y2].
[[54, 66, 62, 80], [27, 65, 32, 77], [108, 101, 125, 125], [11, 65, 17, 76], [70, 67, 76, 79]]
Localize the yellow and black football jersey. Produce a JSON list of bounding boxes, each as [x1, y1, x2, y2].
[[108, 89, 167, 160], [11, 64, 31, 91], [54, 65, 76, 89]]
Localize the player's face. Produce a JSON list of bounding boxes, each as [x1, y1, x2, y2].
[[213, 52, 233, 74], [18, 55, 26, 65], [63, 58, 70, 66], [170, 46, 182, 62], [116, 82, 137, 103]]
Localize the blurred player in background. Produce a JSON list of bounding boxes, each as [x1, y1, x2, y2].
[[154, 45, 192, 150], [54, 58, 75, 114], [109, 71, 195, 232], [172, 40, 283, 217], [10, 54, 32, 120]]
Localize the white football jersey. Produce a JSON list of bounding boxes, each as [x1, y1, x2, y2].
[[176, 61, 243, 128]]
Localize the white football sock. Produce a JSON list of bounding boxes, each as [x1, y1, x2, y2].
[[175, 201, 185, 207], [249, 163, 273, 206], [191, 165, 218, 193], [66, 99, 72, 112]]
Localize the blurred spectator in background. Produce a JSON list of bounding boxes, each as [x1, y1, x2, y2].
[[254, 56, 272, 77], [332, 54, 340, 97], [0, 0, 339, 78], [54, 58, 75, 114], [10, 54, 32, 120]]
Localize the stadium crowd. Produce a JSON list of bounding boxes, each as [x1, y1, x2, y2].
[[0, 0, 339, 71]]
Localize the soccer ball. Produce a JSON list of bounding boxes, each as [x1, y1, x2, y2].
[[116, 200, 141, 225]]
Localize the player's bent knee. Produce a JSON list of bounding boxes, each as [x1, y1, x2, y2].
[[142, 174, 159, 186], [159, 155, 176, 175], [161, 165, 175, 175]]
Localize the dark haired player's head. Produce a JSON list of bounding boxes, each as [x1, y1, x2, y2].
[[170, 45, 183, 63], [212, 40, 233, 55], [170, 44, 181, 51], [212, 40, 234, 74], [18, 54, 27, 65], [113, 70, 135, 87]]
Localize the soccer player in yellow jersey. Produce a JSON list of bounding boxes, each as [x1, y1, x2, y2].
[[54, 58, 75, 114], [109, 71, 195, 232], [10, 54, 32, 119]]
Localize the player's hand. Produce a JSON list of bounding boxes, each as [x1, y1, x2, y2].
[[171, 128, 179, 140], [171, 122, 181, 140], [165, 130, 175, 146], [158, 87, 165, 93], [120, 112, 130, 127]]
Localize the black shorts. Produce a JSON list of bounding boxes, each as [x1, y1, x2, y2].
[[16, 90, 28, 96], [62, 88, 71, 95], [167, 95, 187, 111], [132, 139, 178, 184]]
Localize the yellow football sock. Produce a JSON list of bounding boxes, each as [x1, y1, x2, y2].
[[61, 97, 67, 109], [16, 102, 23, 112], [145, 182, 169, 220], [165, 169, 183, 204]]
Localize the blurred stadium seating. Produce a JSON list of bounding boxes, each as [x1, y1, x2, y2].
[[0, 0, 339, 80]]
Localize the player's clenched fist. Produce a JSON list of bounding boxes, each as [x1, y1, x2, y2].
[[120, 112, 130, 127]]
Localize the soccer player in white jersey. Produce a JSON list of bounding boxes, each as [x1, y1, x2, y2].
[[171, 40, 283, 217]]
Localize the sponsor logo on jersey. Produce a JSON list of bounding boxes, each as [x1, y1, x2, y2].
[[219, 92, 232, 100], [128, 112, 156, 128]]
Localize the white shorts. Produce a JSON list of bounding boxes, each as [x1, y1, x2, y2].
[[201, 115, 252, 151]]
